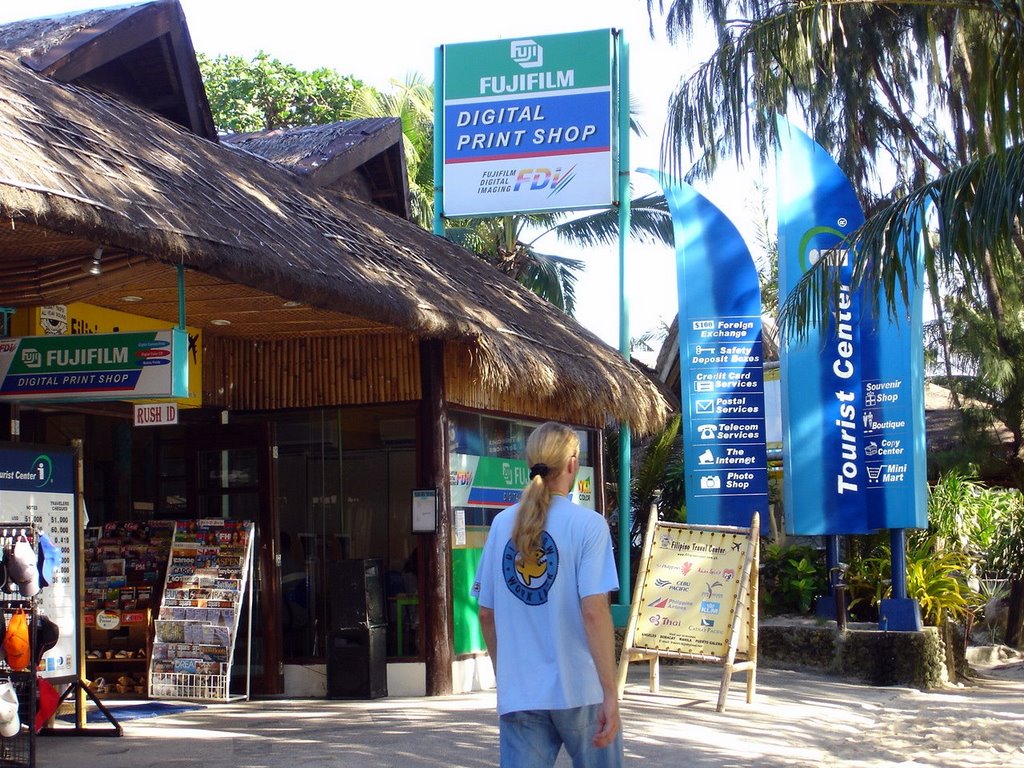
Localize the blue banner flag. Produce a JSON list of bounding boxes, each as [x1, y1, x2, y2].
[[860, 222, 928, 530], [641, 168, 768, 527], [776, 119, 926, 534]]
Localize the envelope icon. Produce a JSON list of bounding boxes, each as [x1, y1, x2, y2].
[[695, 399, 714, 414]]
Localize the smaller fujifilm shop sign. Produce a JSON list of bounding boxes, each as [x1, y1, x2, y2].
[[0, 329, 188, 402], [134, 402, 179, 427]]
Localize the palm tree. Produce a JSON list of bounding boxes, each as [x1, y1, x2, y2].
[[348, 74, 436, 230], [647, 0, 1024, 645], [444, 193, 672, 314], [353, 78, 675, 314]]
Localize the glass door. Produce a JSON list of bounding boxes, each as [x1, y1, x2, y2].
[[192, 423, 279, 696]]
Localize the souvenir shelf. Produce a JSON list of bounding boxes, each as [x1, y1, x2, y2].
[[149, 519, 254, 702], [82, 521, 174, 698], [0, 525, 39, 768]]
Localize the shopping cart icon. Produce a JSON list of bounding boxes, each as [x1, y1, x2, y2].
[[866, 465, 883, 481]]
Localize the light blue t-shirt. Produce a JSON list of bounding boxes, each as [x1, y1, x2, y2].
[[472, 495, 619, 715]]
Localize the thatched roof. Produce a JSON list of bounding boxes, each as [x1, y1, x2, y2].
[[223, 119, 410, 219], [0, 1, 215, 140], [0, 50, 668, 434]]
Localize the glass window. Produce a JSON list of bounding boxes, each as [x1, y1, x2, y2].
[[448, 413, 599, 656]]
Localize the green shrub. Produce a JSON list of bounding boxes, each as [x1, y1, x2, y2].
[[844, 534, 977, 626], [759, 543, 827, 615]]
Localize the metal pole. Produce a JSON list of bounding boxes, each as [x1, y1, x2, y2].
[[433, 47, 445, 238], [176, 264, 186, 329], [615, 32, 632, 619], [889, 528, 908, 600]]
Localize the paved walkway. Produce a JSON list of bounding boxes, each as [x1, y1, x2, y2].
[[35, 659, 1024, 767]]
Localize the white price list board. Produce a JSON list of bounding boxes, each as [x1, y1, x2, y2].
[[0, 443, 79, 681]]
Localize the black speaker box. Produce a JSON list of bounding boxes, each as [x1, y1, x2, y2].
[[328, 558, 385, 629], [326, 626, 387, 699]]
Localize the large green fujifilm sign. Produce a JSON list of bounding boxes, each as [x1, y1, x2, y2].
[[441, 29, 614, 217], [0, 329, 188, 401]]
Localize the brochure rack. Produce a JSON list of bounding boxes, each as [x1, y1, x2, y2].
[[148, 519, 254, 702], [0, 525, 38, 768], [82, 521, 174, 698]]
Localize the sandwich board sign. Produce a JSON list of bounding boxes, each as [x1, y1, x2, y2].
[[616, 512, 759, 712]]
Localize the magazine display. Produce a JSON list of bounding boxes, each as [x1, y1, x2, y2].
[[148, 519, 254, 701]]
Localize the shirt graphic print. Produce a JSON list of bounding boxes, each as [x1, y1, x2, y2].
[[502, 531, 559, 605]]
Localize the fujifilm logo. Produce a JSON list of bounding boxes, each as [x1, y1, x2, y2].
[[510, 39, 543, 68]]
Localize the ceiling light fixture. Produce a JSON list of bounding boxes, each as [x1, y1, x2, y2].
[[282, 300, 303, 308], [121, 295, 143, 303], [83, 246, 103, 276], [210, 318, 231, 326]]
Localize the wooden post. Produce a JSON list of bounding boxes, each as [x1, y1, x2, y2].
[[716, 512, 759, 712], [419, 340, 453, 696], [616, 504, 659, 697]]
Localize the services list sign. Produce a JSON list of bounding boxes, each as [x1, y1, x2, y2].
[[0, 329, 188, 401], [442, 29, 614, 216], [686, 316, 769, 524], [642, 169, 769, 527]]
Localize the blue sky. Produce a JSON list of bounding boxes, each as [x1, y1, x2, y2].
[[2, 1, 770, 361]]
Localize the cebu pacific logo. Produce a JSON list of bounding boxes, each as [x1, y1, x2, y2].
[[503, 532, 559, 605]]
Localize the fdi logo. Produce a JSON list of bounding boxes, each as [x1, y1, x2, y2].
[[513, 165, 577, 198]]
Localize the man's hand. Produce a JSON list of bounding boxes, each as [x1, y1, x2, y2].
[[593, 693, 620, 747]]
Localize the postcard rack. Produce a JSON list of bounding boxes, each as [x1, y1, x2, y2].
[[148, 519, 254, 702]]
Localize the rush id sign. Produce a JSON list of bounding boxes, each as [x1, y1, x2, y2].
[[441, 29, 614, 216], [0, 329, 188, 401], [134, 402, 179, 426]]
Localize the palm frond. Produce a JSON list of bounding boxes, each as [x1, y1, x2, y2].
[[532, 193, 673, 248], [780, 142, 1024, 339]]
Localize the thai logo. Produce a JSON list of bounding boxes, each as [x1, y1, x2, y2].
[[648, 614, 681, 627], [510, 39, 543, 69], [503, 531, 559, 605]]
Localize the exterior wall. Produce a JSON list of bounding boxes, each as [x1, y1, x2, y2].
[[203, 333, 421, 409]]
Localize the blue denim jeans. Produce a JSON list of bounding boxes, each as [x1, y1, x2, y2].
[[499, 704, 624, 768]]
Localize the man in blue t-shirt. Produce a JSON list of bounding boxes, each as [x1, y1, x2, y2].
[[473, 422, 623, 767]]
